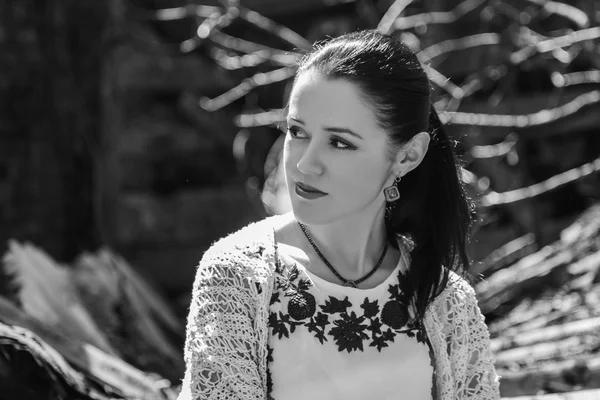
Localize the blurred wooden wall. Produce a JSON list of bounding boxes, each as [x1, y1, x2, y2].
[[2, 0, 599, 302], [0, 0, 107, 262]]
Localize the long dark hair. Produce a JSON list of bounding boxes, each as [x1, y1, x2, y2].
[[295, 30, 473, 322]]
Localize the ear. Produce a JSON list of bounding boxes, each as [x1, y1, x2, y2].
[[392, 132, 430, 177]]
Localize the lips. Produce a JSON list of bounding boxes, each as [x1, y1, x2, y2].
[[295, 182, 327, 200], [296, 182, 326, 194]]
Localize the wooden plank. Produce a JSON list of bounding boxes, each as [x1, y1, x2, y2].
[[0, 296, 170, 400], [477, 235, 600, 315], [494, 335, 595, 365], [471, 233, 537, 277], [491, 316, 600, 353], [79, 249, 183, 334], [503, 388, 600, 399], [499, 355, 600, 398], [489, 285, 600, 337]]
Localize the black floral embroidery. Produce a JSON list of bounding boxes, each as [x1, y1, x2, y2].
[[381, 300, 410, 329], [270, 291, 281, 305], [268, 261, 434, 399], [329, 311, 370, 352], [321, 296, 352, 314], [269, 311, 303, 339], [367, 316, 383, 335], [271, 262, 318, 320], [288, 281, 316, 320], [266, 345, 274, 400], [360, 298, 379, 319], [305, 312, 329, 344], [242, 243, 265, 258], [370, 326, 396, 351], [270, 260, 428, 354]]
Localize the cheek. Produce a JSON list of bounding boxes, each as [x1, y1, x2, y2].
[[334, 157, 387, 193], [282, 136, 296, 175]]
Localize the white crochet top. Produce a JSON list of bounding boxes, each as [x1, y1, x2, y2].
[[268, 255, 435, 400], [177, 215, 501, 400]]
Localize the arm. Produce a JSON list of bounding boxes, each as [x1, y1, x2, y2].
[[178, 253, 265, 400], [458, 282, 502, 399]]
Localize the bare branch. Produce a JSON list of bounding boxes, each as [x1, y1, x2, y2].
[[199, 67, 297, 112], [211, 47, 298, 69], [552, 70, 600, 87], [210, 31, 299, 56], [392, 0, 484, 31], [447, 90, 600, 127], [469, 133, 519, 160], [377, 0, 414, 34], [511, 27, 600, 65], [235, 108, 286, 128], [425, 65, 465, 99], [418, 33, 501, 64], [480, 156, 600, 207], [524, 0, 590, 28], [180, 5, 240, 53], [132, 4, 221, 21], [238, 6, 311, 50]]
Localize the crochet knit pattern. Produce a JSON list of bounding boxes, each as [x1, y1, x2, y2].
[[178, 216, 501, 400]]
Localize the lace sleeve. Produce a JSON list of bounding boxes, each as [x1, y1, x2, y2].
[[178, 252, 265, 400], [448, 278, 501, 399]]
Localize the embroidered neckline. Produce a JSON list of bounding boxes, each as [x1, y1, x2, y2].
[[299, 257, 402, 294], [268, 248, 435, 399], [269, 260, 427, 353]]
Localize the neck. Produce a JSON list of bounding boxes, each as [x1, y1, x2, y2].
[[297, 204, 389, 280]]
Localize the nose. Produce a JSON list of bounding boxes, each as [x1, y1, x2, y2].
[[296, 141, 324, 176]]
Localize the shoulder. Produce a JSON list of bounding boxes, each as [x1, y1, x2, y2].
[[429, 269, 480, 320], [202, 215, 277, 261], [196, 214, 286, 285], [444, 270, 478, 300]]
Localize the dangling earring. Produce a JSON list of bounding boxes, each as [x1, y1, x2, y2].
[[384, 176, 401, 225], [384, 176, 401, 203]]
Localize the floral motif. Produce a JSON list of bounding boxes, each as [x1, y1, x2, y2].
[[305, 312, 329, 344], [271, 262, 317, 321], [266, 345, 274, 400], [288, 280, 316, 320], [320, 296, 352, 314], [288, 292, 316, 320], [329, 311, 370, 352], [360, 298, 380, 319], [267, 259, 434, 398], [270, 290, 281, 305], [381, 300, 410, 329], [269, 311, 303, 339], [242, 243, 266, 259], [370, 326, 396, 351], [269, 261, 429, 353]]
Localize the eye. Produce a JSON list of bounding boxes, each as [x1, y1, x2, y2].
[[330, 137, 356, 150], [286, 126, 307, 138]]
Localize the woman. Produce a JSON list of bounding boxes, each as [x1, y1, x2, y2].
[[179, 30, 501, 399]]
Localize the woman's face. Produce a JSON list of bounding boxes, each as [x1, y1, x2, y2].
[[284, 71, 397, 226]]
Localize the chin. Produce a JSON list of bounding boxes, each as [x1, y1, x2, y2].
[[290, 202, 340, 227]]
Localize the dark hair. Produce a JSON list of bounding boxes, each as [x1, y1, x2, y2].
[[295, 30, 473, 323]]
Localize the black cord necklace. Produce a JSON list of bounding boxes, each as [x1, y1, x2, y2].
[[298, 222, 389, 288]]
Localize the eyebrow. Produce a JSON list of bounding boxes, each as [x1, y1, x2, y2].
[[287, 116, 364, 140]]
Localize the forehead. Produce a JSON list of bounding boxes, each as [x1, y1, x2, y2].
[[288, 72, 380, 130]]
